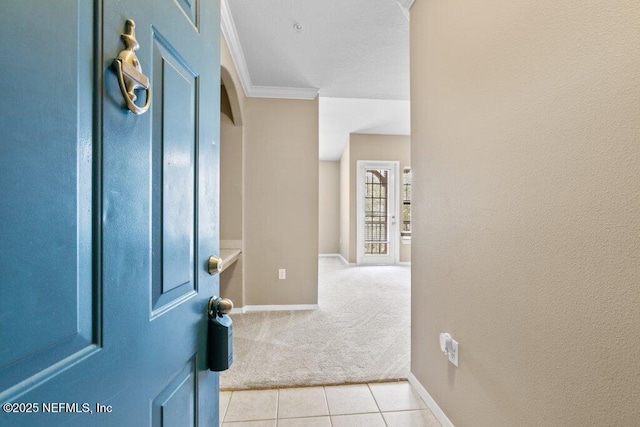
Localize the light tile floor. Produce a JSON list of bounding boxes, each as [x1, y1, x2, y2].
[[220, 381, 441, 427]]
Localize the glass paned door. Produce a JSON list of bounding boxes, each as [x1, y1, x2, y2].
[[357, 161, 398, 265], [364, 168, 390, 255]]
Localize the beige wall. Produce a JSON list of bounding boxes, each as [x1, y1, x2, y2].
[[220, 35, 245, 124], [219, 88, 244, 306], [410, 0, 640, 425], [220, 35, 318, 308], [244, 97, 319, 306], [319, 161, 340, 254], [339, 141, 351, 262], [345, 133, 411, 263], [220, 256, 243, 309], [219, 35, 247, 307], [220, 90, 243, 241]]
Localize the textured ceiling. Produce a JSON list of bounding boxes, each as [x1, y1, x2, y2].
[[225, 0, 411, 160], [227, 0, 410, 100]]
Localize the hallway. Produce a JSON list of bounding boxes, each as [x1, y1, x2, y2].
[[220, 257, 410, 390]]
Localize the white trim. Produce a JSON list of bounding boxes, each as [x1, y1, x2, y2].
[[230, 307, 245, 315], [242, 304, 319, 313], [396, 0, 414, 20], [221, 0, 318, 100], [408, 373, 455, 427], [249, 85, 318, 100], [320, 253, 356, 266], [398, 262, 411, 266], [396, 2, 410, 20], [397, 0, 415, 9], [338, 254, 353, 266], [220, 0, 252, 97]]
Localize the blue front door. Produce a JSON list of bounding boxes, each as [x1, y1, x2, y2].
[[0, 1, 221, 425]]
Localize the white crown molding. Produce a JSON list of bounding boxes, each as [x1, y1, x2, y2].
[[397, 0, 415, 10], [221, 0, 319, 100], [250, 86, 319, 100], [220, 0, 252, 97], [396, 0, 414, 20]]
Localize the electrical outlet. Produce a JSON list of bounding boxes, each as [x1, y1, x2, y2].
[[449, 339, 459, 367], [278, 269, 286, 280]]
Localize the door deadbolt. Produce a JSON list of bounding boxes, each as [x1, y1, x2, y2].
[[208, 255, 223, 275]]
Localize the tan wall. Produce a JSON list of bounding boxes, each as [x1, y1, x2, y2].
[[339, 141, 351, 262], [219, 90, 244, 306], [319, 161, 340, 254], [346, 133, 411, 263], [244, 97, 319, 306], [220, 255, 243, 309], [220, 95, 243, 241], [220, 35, 245, 123], [410, 1, 640, 425], [219, 35, 247, 307]]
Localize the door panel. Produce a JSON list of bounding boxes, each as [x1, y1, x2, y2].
[[0, 0, 221, 425], [0, 0, 97, 399], [152, 357, 198, 427], [151, 32, 199, 313], [175, 0, 200, 28]]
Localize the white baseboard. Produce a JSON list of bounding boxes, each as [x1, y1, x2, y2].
[[318, 253, 355, 266], [238, 304, 319, 313], [408, 372, 454, 427], [338, 254, 355, 266], [398, 262, 412, 266]]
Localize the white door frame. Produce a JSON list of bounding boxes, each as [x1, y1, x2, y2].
[[356, 160, 400, 265]]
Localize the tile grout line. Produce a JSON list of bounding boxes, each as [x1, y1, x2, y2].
[[367, 383, 383, 413], [323, 386, 333, 427], [222, 391, 232, 424], [367, 382, 389, 427], [224, 382, 431, 426]]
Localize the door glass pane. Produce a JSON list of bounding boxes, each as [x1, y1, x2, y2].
[[364, 168, 389, 255], [402, 167, 411, 236]]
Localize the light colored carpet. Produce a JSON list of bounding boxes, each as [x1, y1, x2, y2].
[[220, 257, 411, 390]]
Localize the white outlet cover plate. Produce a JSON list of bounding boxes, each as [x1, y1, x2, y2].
[[449, 339, 459, 367]]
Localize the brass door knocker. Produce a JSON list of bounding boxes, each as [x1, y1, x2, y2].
[[112, 19, 151, 115]]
